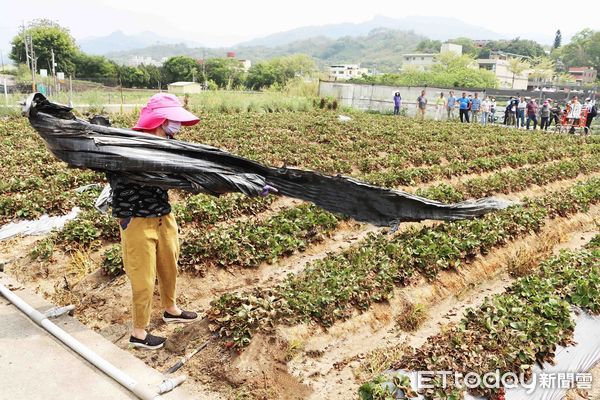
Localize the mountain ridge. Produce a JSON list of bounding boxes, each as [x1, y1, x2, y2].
[[103, 28, 428, 72], [89, 15, 559, 71], [79, 30, 202, 55], [79, 15, 518, 56], [237, 15, 507, 47]]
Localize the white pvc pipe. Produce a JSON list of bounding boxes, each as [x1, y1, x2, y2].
[[45, 304, 75, 318], [157, 375, 187, 394], [0, 282, 161, 400]]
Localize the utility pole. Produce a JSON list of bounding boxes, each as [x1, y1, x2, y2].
[[51, 48, 58, 95], [0, 50, 4, 73], [202, 49, 207, 89], [22, 21, 29, 71], [28, 36, 36, 92], [68, 75, 73, 107]]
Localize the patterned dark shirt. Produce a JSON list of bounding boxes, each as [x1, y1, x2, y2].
[[110, 180, 171, 218]]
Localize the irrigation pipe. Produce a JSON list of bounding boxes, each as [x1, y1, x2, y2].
[[0, 281, 167, 400]]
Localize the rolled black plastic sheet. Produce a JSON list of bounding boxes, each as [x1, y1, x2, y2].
[[23, 93, 510, 227]]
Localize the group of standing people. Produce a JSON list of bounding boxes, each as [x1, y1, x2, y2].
[[392, 90, 596, 134], [395, 90, 497, 124], [445, 91, 496, 124], [504, 95, 547, 130], [504, 95, 596, 134]]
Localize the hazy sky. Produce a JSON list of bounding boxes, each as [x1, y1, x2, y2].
[[1, 0, 599, 56]]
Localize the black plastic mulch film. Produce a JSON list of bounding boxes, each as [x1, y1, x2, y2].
[[23, 93, 509, 227]]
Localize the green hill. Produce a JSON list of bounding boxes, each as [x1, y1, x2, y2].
[[105, 28, 425, 72]]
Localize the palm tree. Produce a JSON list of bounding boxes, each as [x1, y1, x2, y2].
[[556, 72, 575, 84], [529, 57, 555, 87], [507, 58, 531, 89]]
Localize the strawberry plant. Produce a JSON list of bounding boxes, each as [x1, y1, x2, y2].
[[365, 146, 596, 188], [2, 113, 594, 227], [57, 218, 101, 246], [172, 192, 274, 228], [101, 244, 124, 276], [379, 246, 599, 400], [29, 237, 55, 261], [207, 178, 600, 348], [418, 155, 600, 202], [180, 203, 340, 270]]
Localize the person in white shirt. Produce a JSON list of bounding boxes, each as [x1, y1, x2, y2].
[[481, 97, 491, 125], [435, 92, 446, 121], [517, 96, 527, 128], [567, 95, 583, 134]]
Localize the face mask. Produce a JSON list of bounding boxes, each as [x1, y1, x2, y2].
[[162, 120, 181, 138]]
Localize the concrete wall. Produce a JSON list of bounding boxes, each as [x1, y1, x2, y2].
[[319, 81, 485, 117]]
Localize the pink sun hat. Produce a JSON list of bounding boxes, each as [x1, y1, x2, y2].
[[133, 93, 200, 131]]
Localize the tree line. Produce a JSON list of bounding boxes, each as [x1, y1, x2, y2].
[[356, 31, 600, 89], [9, 20, 316, 90], [351, 52, 500, 88], [416, 32, 600, 80], [9, 20, 600, 91]]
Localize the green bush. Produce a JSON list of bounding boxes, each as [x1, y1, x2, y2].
[[58, 218, 101, 245], [102, 244, 124, 276], [30, 237, 55, 261]]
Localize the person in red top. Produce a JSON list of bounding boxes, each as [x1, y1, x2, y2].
[[526, 99, 538, 130]]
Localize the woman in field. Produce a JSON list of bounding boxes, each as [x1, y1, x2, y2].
[[109, 93, 200, 349]]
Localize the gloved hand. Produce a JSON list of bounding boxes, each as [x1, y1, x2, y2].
[[260, 184, 278, 197]]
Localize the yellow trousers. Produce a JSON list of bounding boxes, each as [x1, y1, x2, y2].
[[119, 213, 180, 329]]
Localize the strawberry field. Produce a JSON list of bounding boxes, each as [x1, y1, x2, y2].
[[1, 110, 599, 400]]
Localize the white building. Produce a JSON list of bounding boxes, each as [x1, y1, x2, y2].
[[167, 81, 203, 94], [477, 56, 529, 90], [328, 64, 369, 80], [400, 54, 436, 71], [440, 43, 463, 56], [401, 43, 463, 71], [239, 59, 252, 72], [127, 56, 163, 67]]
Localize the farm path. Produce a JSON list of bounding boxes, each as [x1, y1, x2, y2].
[[0, 273, 220, 400]]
